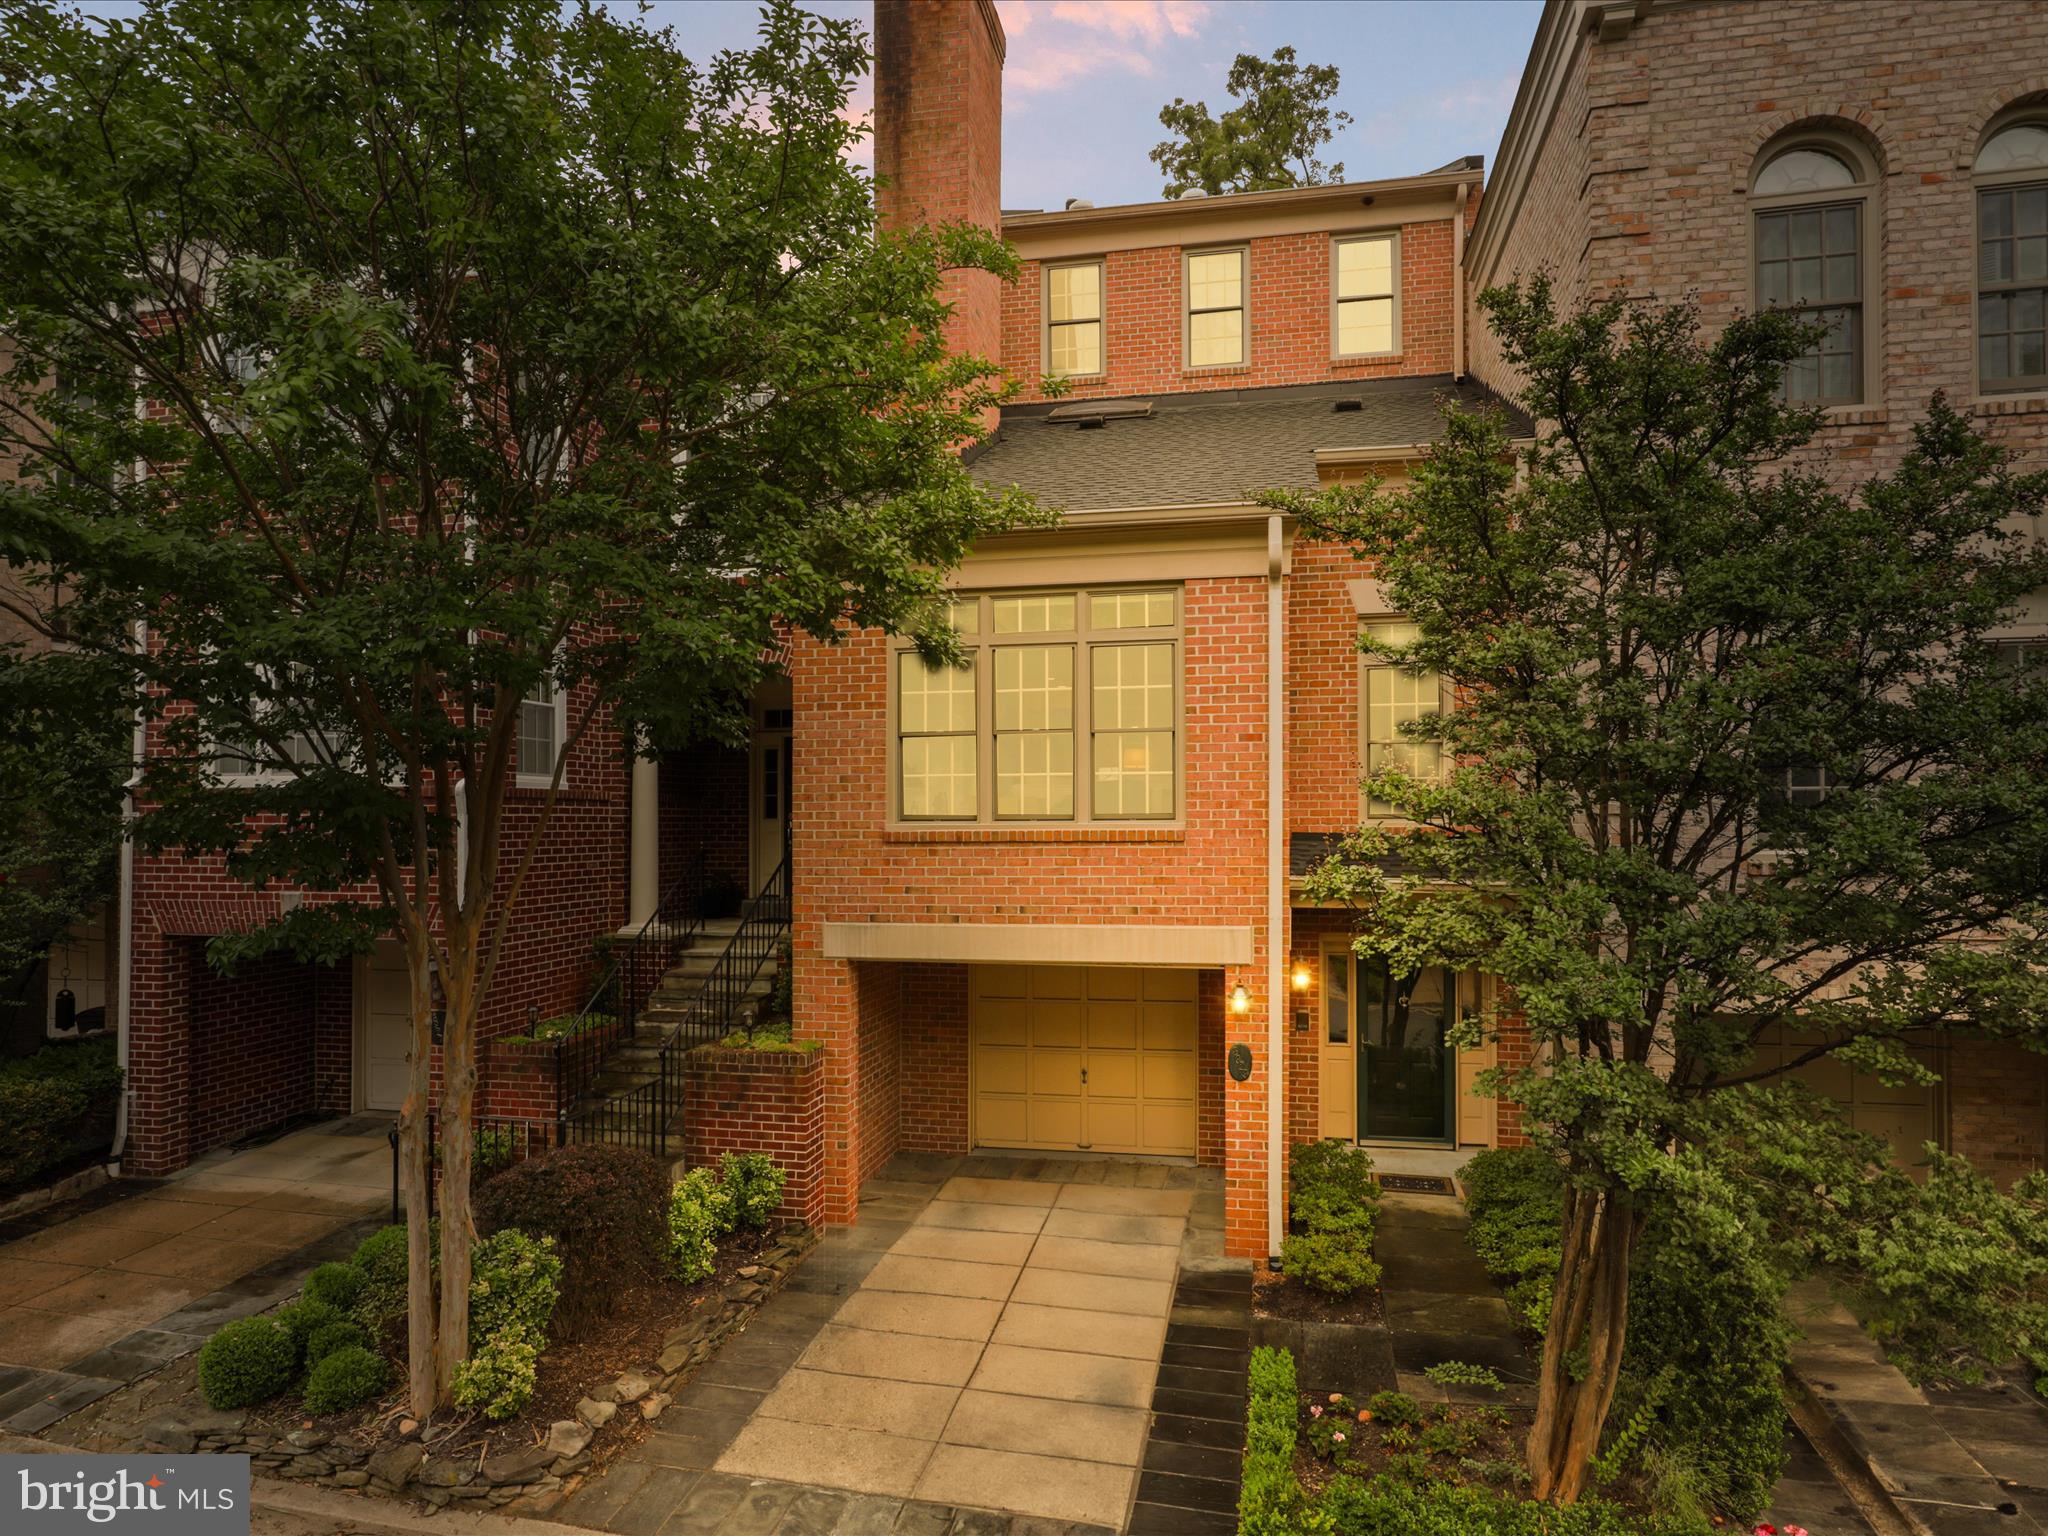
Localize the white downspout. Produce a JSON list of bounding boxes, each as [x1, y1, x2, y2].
[[1265, 514, 1287, 1262], [109, 617, 147, 1167], [1453, 181, 1469, 381]]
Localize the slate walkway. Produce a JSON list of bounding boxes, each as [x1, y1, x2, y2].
[[0, 1117, 389, 1436], [1788, 1280, 2045, 1535], [558, 1152, 1235, 1536]]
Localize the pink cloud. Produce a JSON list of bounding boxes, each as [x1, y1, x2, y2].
[[995, 0, 1212, 93]]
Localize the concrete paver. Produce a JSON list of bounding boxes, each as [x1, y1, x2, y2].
[[797, 1325, 985, 1386], [716, 1416, 936, 1498], [915, 1201, 1050, 1235], [829, 1291, 1002, 1341], [1009, 1268, 1170, 1316], [863, 1253, 1019, 1301], [755, 1369, 961, 1438], [989, 1302, 1164, 1359], [914, 1443, 1134, 1529], [1028, 1235, 1178, 1280], [967, 1342, 1156, 1408], [941, 1388, 1150, 1465]]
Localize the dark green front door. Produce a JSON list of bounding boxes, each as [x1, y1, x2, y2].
[[1356, 963, 1454, 1143]]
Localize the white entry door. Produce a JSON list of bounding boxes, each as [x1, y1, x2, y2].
[[751, 708, 793, 894], [356, 943, 413, 1112]]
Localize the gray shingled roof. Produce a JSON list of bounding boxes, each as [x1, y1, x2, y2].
[[968, 376, 1529, 512], [1290, 831, 1426, 883]]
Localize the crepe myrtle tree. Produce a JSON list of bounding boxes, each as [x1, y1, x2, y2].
[[1267, 281, 2048, 1503], [0, 0, 1037, 1417]]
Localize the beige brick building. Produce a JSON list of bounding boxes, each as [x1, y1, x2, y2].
[[1469, 0, 2048, 1183]]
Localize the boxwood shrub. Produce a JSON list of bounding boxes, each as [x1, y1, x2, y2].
[[197, 1316, 296, 1411], [1280, 1139, 1382, 1297], [303, 1343, 390, 1415]]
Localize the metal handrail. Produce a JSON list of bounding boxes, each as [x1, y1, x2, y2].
[[552, 846, 708, 1123]]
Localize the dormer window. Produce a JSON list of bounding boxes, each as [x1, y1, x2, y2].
[[1045, 262, 1104, 379], [1185, 248, 1247, 369]]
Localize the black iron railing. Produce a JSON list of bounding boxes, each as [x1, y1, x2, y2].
[[394, 1111, 558, 1222], [558, 846, 790, 1159], [552, 848, 708, 1124]]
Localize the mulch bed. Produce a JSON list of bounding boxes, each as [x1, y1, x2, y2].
[[246, 1226, 780, 1465], [1290, 1386, 1530, 1502], [1252, 1261, 1384, 1328]]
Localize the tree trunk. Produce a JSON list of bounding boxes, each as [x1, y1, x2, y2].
[[1527, 1185, 1640, 1504], [434, 925, 478, 1404], [400, 927, 438, 1422]]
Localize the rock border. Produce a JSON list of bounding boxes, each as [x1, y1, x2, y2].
[[127, 1225, 816, 1511], [0, 1161, 113, 1225]]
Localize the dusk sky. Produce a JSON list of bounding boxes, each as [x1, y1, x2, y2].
[[622, 0, 1545, 212]]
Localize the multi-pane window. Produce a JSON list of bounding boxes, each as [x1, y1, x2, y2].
[[1046, 262, 1104, 378], [517, 673, 562, 782], [1784, 763, 1833, 807], [1753, 144, 1866, 405], [1976, 124, 2048, 393], [1334, 235, 1398, 357], [894, 588, 1180, 822], [1185, 249, 1247, 369], [1360, 620, 1445, 818], [1993, 637, 2048, 678], [215, 666, 332, 777]]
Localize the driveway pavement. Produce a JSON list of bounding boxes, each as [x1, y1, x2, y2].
[[0, 1117, 389, 1434], [559, 1152, 1233, 1536]]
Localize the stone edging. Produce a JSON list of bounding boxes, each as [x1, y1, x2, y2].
[[128, 1225, 818, 1512], [0, 1163, 112, 1225]]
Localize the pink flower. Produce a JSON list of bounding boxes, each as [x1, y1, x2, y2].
[[1310, 1405, 1323, 1418], [1753, 1526, 1776, 1535], [1332, 1431, 1346, 1444]]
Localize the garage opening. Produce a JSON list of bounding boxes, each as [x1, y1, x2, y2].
[[970, 964, 1197, 1156]]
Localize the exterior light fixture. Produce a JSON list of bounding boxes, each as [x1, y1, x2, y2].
[[1291, 963, 1311, 992], [1230, 984, 1250, 1016]]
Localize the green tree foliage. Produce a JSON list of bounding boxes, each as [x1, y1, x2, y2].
[[1151, 47, 1352, 199], [0, 0, 1036, 1418], [1273, 280, 2048, 1501]]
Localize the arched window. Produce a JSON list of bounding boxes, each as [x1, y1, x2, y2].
[[1976, 119, 2048, 394], [1751, 138, 1873, 405]]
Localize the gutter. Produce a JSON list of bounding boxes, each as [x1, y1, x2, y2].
[[109, 617, 146, 1167], [1265, 514, 1287, 1262], [1453, 182, 1469, 381]]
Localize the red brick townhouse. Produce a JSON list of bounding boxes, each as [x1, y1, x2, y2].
[[789, 0, 2048, 1261]]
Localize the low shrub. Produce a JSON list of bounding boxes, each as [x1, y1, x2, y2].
[[667, 1170, 721, 1283], [1282, 1140, 1381, 1298], [197, 1316, 296, 1410], [274, 1298, 343, 1364], [448, 1228, 561, 1421], [349, 1223, 420, 1341], [303, 1343, 390, 1416], [475, 1143, 666, 1335], [1316, 1475, 1699, 1535], [0, 1036, 123, 1188], [718, 1151, 787, 1231], [301, 1262, 364, 1314], [304, 1318, 368, 1367], [1240, 1346, 1333, 1536]]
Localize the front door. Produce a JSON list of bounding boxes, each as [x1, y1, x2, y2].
[[750, 706, 793, 894], [1356, 963, 1456, 1143], [356, 943, 412, 1113]]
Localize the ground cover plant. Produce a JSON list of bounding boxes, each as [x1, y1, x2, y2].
[[1280, 281, 2048, 1502]]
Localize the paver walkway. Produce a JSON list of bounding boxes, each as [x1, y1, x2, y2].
[[561, 1152, 1230, 1536], [0, 1117, 389, 1435]]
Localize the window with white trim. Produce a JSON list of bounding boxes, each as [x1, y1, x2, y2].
[[894, 588, 1181, 823], [1359, 620, 1447, 818], [1752, 139, 1873, 405], [1976, 121, 2048, 394], [1185, 248, 1247, 369], [214, 666, 334, 779], [516, 671, 565, 784], [1333, 234, 1399, 358], [1784, 763, 1833, 807], [1045, 262, 1104, 378]]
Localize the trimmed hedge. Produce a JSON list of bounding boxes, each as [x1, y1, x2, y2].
[[304, 1343, 390, 1415], [0, 1036, 122, 1189], [1317, 1477, 1700, 1535], [1281, 1140, 1381, 1297], [197, 1316, 296, 1411], [476, 1144, 660, 1336], [1240, 1346, 1332, 1536]]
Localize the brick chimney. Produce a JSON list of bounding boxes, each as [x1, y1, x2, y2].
[[874, 0, 1005, 376]]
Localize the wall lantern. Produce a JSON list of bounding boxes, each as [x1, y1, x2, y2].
[[1229, 984, 1250, 1016], [1290, 963, 1312, 993]]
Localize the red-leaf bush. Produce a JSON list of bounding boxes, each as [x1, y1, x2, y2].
[[474, 1143, 668, 1337]]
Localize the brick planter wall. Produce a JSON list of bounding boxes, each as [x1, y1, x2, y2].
[[683, 1045, 827, 1228]]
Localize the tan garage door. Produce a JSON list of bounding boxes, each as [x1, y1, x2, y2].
[[971, 965, 1198, 1156], [1751, 1024, 1939, 1163]]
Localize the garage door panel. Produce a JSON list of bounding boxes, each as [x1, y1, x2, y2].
[[1087, 1003, 1139, 1049], [1030, 1002, 1084, 1048], [1031, 1098, 1083, 1146], [972, 965, 1197, 1157], [1143, 968, 1196, 1003], [1142, 1052, 1195, 1101], [1029, 1053, 1083, 1096], [1087, 1054, 1139, 1099], [1032, 967, 1086, 999], [978, 999, 1030, 1046]]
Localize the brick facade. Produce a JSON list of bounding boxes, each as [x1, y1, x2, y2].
[[1470, 0, 2048, 1179], [683, 1046, 829, 1228]]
